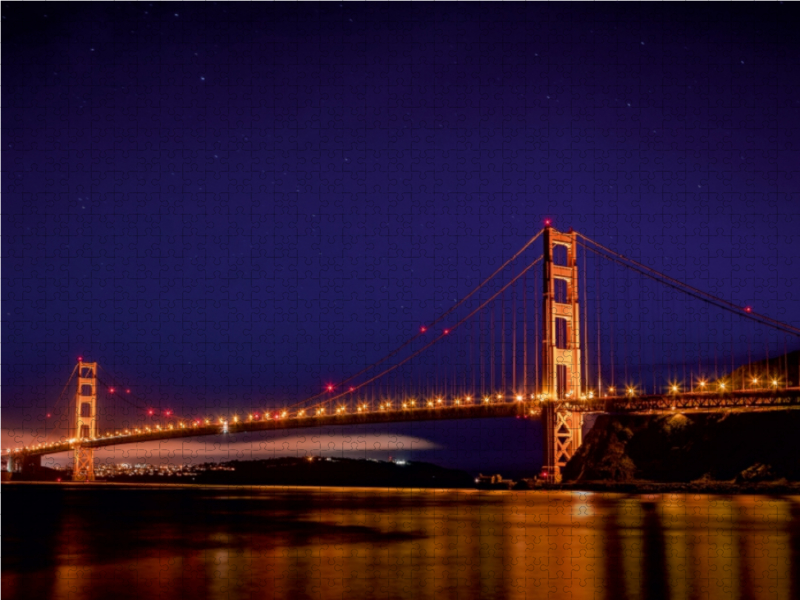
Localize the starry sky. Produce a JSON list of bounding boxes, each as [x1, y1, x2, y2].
[[3, 2, 800, 474]]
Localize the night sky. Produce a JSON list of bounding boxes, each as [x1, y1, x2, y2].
[[3, 3, 799, 474]]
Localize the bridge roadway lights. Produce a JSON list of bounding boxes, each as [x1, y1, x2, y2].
[[541, 402, 584, 484]]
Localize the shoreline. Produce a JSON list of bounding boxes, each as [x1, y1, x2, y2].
[[5, 479, 800, 496]]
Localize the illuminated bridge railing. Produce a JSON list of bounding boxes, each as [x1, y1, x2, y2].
[[7, 388, 800, 459], [574, 388, 800, 413], [6, 395, 535, 458]]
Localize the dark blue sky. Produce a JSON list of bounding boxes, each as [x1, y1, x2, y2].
[[3, 3, 799, 473]]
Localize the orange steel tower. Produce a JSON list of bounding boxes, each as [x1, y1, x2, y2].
[[73, 360, 97, 481], [541, 225, 583, 482]]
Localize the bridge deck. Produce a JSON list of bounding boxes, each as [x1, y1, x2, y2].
[[573, 388, 800, 413], [7, 388, 800, 459], [7, 402, 528, 458]]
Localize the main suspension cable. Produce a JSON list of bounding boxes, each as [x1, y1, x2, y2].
[[316, 256, 544, 407], [289, 228, 546, 409], [579, 234, 800, 337]]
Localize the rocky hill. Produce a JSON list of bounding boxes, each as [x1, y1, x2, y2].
[[562, 409, 800, 484]]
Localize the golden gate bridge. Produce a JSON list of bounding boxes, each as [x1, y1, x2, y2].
[[5, 225, 800, 482]]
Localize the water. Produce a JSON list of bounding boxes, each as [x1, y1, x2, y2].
[[3, 483, 799, 600]]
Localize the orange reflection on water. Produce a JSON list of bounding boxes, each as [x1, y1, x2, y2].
[[2, 485, 799, 600]]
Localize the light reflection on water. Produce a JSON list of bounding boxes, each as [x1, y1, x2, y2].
[[3, 484, 798, 600]]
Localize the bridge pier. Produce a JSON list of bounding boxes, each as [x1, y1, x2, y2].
[[542, 403, 583, 483], [73, 445, 94, 481]]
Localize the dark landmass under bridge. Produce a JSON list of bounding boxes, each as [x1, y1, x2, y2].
[[561, 408, 800, 493]]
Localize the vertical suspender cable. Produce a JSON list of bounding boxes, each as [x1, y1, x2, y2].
[[638, 275, 644, 392], [513, 281, 517, 391], [502, 289, 506, 392], [595, 248, 602, 394], [534, 262, 539, 393], [489, 303, 495, 393], [582, 240, 589, 393], [524, 272, 528, 393]]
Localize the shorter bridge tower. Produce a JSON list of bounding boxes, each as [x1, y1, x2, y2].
[[541, 226, 584, 482], [73, 360, 97, 481]]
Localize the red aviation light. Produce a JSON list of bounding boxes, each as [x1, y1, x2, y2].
[[420, 326, 427, 333]]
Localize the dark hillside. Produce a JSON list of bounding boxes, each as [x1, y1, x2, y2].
[[563, 409, 800, 483]]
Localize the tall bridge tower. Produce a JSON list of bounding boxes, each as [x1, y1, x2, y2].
[[541, 226, 583, 481], [542, 226, 582, 398], [74, 360, 97, 481]]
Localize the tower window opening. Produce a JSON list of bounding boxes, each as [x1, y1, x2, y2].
[[554, 279, 568, 304], [555, 318, 568, 349], [552, 244, 569, 266]]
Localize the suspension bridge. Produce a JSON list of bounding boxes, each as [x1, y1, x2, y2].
[[5, 225, 800, 482]]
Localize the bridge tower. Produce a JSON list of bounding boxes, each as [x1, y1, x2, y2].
[[73, 360, 97, 481], [541, 226, 584, 482]]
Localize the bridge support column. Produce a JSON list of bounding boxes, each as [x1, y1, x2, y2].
[[73, 360, 98, 481], [542, 403, 583, 483], [6, 454, 41, 475], [73, 445, 94, 482]]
